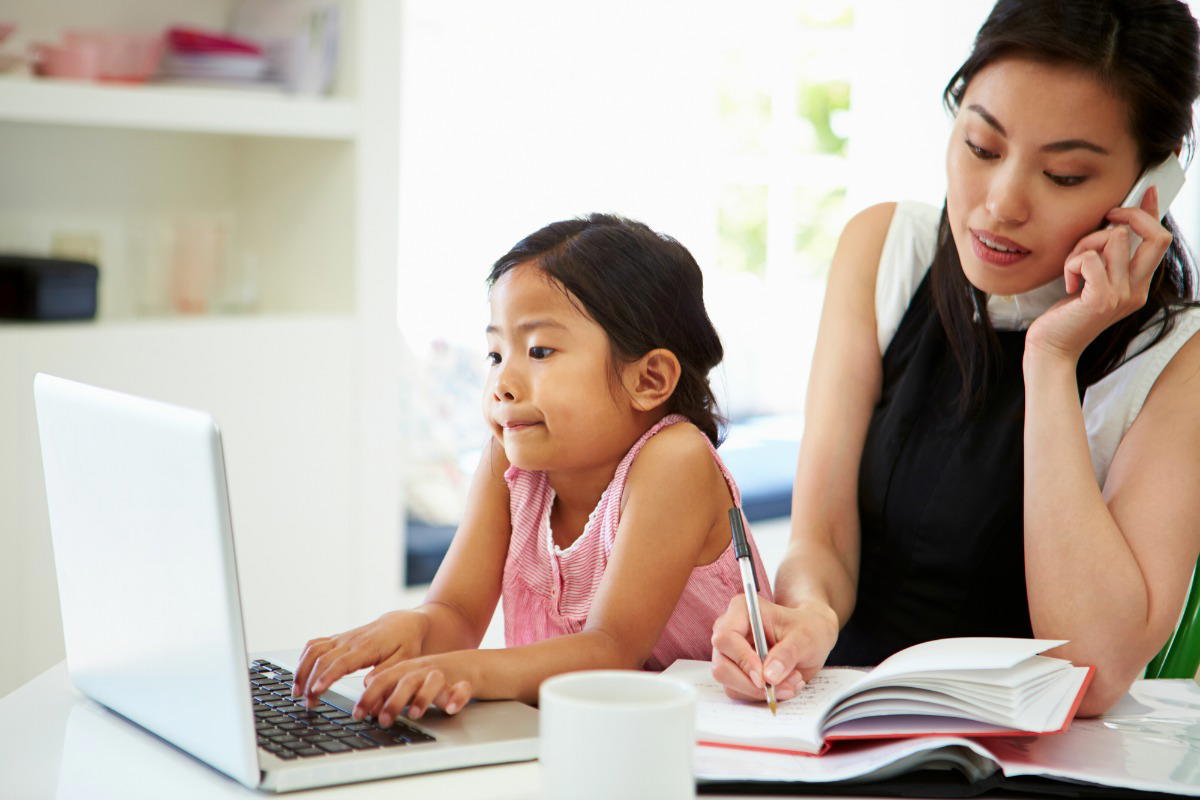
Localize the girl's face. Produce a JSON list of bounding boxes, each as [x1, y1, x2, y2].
[[484, 262, 639, 472], [946, 57, 1142, 296]]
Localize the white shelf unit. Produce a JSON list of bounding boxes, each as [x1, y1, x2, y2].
[[0, 77, 360, 139], [0, 0, 404, 697]]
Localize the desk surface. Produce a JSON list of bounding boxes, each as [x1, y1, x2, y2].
[[3, 662, 547, 800], [2, 661, 912, 800], [11, 660, 1197, 800]]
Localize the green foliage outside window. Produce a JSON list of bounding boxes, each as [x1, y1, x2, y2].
[[718, 184, 768, 275], [716, 3, 852, 277], [797, 80, 850, 156]]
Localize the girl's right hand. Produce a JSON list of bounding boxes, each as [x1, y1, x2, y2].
[[292, 610, 431, 704], [710, 595, 839, 702]]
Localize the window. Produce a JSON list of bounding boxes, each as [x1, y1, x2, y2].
[[395, 2, 861, 527]]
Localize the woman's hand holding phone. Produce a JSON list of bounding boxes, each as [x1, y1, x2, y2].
[[1027, 180, 1176, 363]]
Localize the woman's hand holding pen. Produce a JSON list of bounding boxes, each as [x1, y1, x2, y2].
[[292, 610, 432, 705], [710, 595, 837, 703]]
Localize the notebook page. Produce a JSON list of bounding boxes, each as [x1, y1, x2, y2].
[[872, 653, 1066, 692], [665, 660, 866, 750], [866, 638, 1067, 683], [826, 689, 1014, 728], [837, 663, 1063, 722]]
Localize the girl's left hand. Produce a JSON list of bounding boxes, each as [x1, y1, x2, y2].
[[1026, 187, 1172, 363], [352, 651, 478, 728]]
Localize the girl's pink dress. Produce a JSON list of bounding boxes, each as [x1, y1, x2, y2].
[[500, 413, 773, 670]]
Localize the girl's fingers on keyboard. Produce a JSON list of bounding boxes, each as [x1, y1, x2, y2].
[[305, 645, 352, 703], [438, 681, 473, 715], [377, 671, 426, 729], [311, 648, 371, 696], [354, 662, 406, 722], [406, 670, 447, 720], [292, 637, 333, 697]]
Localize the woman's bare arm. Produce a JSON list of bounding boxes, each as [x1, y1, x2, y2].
[[711, 202, 893, 697], [1024, 327, 1200, 715]]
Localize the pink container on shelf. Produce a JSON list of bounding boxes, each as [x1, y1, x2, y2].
[[32, 30, 164, 83], [166, 26, 262, 56], [31, 40, 101, 80], [65, 31, 164, 83]]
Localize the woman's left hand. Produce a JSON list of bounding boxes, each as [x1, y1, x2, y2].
[[352, 651, 478, 727], [1026, 186, 1172, 363]]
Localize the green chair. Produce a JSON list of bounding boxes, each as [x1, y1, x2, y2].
[[1145, 557, 1200, 679]]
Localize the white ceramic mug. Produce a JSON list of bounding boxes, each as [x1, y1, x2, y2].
[[539, 670, 696, 800]]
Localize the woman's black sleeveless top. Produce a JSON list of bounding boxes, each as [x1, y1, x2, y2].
[[827, 273, 1042, 666]]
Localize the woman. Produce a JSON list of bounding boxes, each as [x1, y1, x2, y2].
[[712, 0, 1200, 716]]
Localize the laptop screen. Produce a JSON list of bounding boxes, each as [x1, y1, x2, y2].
[[34, 374, 260, 788]]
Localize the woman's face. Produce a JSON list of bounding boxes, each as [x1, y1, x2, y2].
[[946, 57, 1143, 296]]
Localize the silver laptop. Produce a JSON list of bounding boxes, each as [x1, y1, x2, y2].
[[33, 373, 539, 792]]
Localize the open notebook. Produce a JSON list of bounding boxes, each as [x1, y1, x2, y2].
[[665, 637, 1092, 756]]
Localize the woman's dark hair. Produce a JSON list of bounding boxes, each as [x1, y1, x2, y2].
[[487, 213, 726, 445], [934, 0, 1200, 414]]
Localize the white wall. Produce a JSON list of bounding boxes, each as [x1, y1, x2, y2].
[[395, 0, 720, 358], [844, 0, 992, 213]]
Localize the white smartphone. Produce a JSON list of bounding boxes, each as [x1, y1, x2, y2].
[[1114, 154, 1187, 257]]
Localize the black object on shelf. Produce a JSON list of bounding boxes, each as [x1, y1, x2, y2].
[[0, 255, 99, 321]]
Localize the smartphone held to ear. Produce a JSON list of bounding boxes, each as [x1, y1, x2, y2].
[[1113, 155, 1187, 257]]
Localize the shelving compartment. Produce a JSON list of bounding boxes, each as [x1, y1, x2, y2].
[[0, 120, 356, 323]]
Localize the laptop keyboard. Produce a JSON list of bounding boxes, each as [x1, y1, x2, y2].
[[250, 659, 436, 760]]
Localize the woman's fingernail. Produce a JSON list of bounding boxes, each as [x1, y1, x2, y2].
[[445, 702, 459, 714], [409, 705, 424, 719], [764, 663, 785, 684], [750, 670, 764, 689]]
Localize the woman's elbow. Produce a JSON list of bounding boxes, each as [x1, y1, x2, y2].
[[1073, 662, 1142, 718]]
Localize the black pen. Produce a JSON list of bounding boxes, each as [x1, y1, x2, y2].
[[728, 507, 777, 714]]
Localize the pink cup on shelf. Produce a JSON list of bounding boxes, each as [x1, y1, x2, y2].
[[31, 40, 102, 80], [63, 30, 164, 83], [33, 30, 163, 83]]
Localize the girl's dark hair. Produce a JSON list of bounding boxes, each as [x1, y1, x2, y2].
[[487, 213, 726, 445], [935, 0, 1200, 414]]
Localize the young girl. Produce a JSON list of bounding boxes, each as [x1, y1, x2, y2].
[[293, 213, 771, 727]]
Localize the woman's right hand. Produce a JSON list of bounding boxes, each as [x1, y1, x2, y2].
[[710, 595, 839, 702], [292, 610, 431, 704]]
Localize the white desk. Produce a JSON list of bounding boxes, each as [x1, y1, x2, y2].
[[2, 662, 908, 800], [12, 659, 1196, 800], [2, 662, 543, 800]]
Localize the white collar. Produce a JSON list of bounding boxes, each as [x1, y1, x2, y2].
[[978, 277, 1069, 331]]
